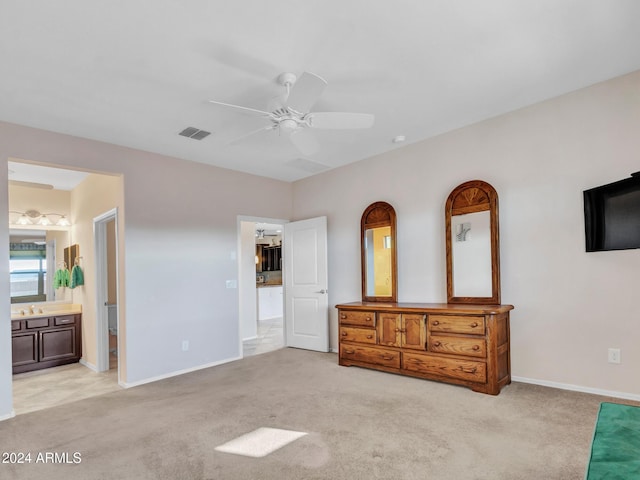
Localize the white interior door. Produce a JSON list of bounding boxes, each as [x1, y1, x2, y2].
[[284, 216, 329, 352]]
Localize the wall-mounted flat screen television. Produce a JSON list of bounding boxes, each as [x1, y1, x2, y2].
[[584, 173, 640, 252]]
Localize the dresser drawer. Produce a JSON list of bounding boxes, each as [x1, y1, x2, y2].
[[339, 310, 376, 327], [54, 315, 75, 326], [339, 326, 376, 344], [429, 335, 486, 358], [26, 318, 50, 329], [340, 345, 400, 368], [11, 320, 22, 331], [428, 315, 485, 335], [403, 352, 486, 383]]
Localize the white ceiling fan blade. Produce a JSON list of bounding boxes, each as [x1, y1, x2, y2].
[[227, 125, 276, 146], [267, 94, 287, 113], [308, 112, 375, 129], [208, 100, 272, 117], [286, 72, 327, 113], [289, 130, 320, 156]]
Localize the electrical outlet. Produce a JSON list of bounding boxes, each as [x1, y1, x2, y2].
[[608, 348, 621, 364], [182, 340, 189, 352]]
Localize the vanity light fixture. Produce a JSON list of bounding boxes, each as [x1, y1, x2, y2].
[[38, 215, 52, 226], [9, 210, 72, 227], [15, 213, 32, 225]]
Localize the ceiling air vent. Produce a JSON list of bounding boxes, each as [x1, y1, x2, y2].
[[179, 127, 211, 140]]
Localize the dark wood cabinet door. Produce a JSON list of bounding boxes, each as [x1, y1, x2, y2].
[[39, 327, 76, 362], [12, 333, 38, 366]]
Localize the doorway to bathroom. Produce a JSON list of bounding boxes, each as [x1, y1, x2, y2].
[[8, 160, 124, 415], [94, 208, 119, 374]]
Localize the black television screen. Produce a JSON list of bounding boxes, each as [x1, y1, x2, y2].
[[584, 173, 640, 252]]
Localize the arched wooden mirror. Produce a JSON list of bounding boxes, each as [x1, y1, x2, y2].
[[361, 201, 397, 302], [445, 180, 500, 304]]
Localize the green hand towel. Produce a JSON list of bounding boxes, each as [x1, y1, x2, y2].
[[53, 268, 70, 288], [70, 265, 84, 289]]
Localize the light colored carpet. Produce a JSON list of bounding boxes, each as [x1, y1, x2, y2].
[[0, 348, 637, 479]]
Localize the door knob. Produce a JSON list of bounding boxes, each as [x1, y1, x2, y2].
[[315, 289, 328, 294]]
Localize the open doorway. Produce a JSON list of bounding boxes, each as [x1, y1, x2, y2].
[[238, 217, 286, 357], [94, 208, 119, 373], [8, 161, 123, 415]]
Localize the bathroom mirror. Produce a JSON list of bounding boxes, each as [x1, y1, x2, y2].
[[9, 228, 70, 304], [361, 201, 397, 302], [445, 180, 500, 304]]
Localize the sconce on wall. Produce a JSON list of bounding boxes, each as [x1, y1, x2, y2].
[[10, 210, 71, 227]]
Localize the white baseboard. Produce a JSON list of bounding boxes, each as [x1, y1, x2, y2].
[[120, 355, 242, 389], [512, 376, 640, 402], [330, 347, 338, 353], [79, 359, 98, 372]]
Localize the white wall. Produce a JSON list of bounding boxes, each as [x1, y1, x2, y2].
[[239, 220, 258, 341], [292, 70, 640, 398], [69, 173, 123, 370], [0, 122, 292, 418]]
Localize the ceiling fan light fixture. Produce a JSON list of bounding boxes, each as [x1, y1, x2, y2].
[[208, 71, 374, 156], [279, 118, 298, 134]]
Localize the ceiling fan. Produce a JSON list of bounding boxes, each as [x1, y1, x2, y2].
[[208, 72, 374, 155]]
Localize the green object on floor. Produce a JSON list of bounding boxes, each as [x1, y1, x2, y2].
[[586, 402, 640, 479]]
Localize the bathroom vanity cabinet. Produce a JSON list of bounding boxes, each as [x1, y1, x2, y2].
[[11, 314, 82, 374]]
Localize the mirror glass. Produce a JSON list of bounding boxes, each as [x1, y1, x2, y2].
[[364, 226, 392, 297], [10, 228, 70, 304], [451, 210, 492, 297], [361, 202, 397, 302], [446, 181, 500, 304]]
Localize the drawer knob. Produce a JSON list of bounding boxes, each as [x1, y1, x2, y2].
[[366, 335, 373, 339], [365, 317, 371, 322], [433, 341, 441, 347], [470, 322, 478, 328], [432, 320, 440, 326], [472, 345, 480, 351], [382, 356, 394, 361], [341, 331, 347, 336], [344, 349, 355, 355], [340, 314, 347, 319]]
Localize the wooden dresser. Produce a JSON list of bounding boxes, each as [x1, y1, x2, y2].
[[336, 302, 513, 395]]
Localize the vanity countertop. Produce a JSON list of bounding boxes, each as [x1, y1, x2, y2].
[[257, 283, 282, 288], [11, 303, 82, 321]]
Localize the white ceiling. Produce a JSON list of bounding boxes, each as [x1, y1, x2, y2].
[[2, 1, 640, 183], [8, 161, 89, 191]]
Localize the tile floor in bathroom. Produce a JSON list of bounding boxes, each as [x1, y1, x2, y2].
[[11, 319, 284, 416], [11, 356, 121, 415]]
